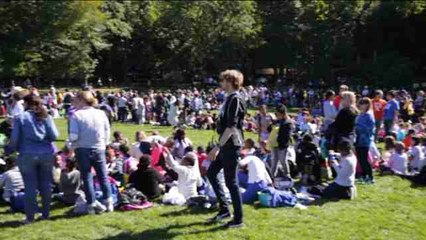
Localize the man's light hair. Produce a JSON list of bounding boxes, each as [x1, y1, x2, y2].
[[219, 69, 244, 90]]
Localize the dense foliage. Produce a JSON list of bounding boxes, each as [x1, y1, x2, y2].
[[0, 0, 425, 87]]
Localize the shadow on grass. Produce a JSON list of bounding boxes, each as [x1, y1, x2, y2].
[[399, 174, 426, 189], [0, 220, 22, 229], [0, 205, 81, 229], [100, 221, 226, 240], [160, 206, 215, 218]]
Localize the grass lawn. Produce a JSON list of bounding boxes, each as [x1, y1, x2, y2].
[[0, 119, 425, 240]]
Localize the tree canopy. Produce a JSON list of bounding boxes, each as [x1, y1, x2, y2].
[[0, 0, 425, 87]]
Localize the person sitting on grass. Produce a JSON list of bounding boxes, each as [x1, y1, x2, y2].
[[242, 138, 257, 156], [383, 142, 408, 175], [238, 155, 272, 204], [311, 139, 357, 200], [52, 154, 62, 193], [0, 156, 24, 203], [296, 134, 320, 186], [403, 129, 416, 151], [172, 128, 193, 159], [196, 146, 208, 171], [409, 135, 425, 173], [162, 147, 202, 203], [106, 148, 124, 186], [58, 158, 83, 205], [128, 155, 162, 200], [111, 131, 129, 150], [380, 136, 396, 166], [129, 131, 147, 160]]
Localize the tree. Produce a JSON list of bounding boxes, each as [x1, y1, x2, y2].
[[0, 1, 107, 85]]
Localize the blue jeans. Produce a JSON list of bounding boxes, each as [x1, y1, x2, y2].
[[242, 181, 268, 204], [17, 153, 54, 221], [75, 148, 111, 205]]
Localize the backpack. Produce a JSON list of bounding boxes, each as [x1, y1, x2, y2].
[[117, 187, 147, 207], [297, 142, 319, 166]]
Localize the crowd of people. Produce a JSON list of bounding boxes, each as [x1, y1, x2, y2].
[[0, 72, 426, 228]]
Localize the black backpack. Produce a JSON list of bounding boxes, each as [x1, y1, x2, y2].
[[117, 187, 147, 206], [297, 142, 319, 166]]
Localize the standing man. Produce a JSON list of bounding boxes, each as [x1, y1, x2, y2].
[[207, 70, 246, 228]]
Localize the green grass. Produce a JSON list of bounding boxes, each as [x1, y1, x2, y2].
[[0, 119, 425, 240]]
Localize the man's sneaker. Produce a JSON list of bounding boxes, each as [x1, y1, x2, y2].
[[207, 211, 231, 223], [223, 220, 245, 229], [356, 177, 366, 184], [21, 218, 34, 225], [365, 177, 375, 185]]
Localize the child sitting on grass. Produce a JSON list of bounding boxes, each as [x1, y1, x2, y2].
[[409, 135, 425, 172], [403, 129, 416, 151], [242, 138, 257, 156], [380, 136, 396, 165], [58, 158, 83, 205], [296, 134, 320, 186], [310, 139, 357, 200], [382, 142, 408, 175], [128, 155, 162, 200], [0, 156, 24, 203]]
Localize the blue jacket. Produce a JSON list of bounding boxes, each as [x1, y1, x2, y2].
[[9, 111, 59, 154], [355, 112, 375, 147]]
